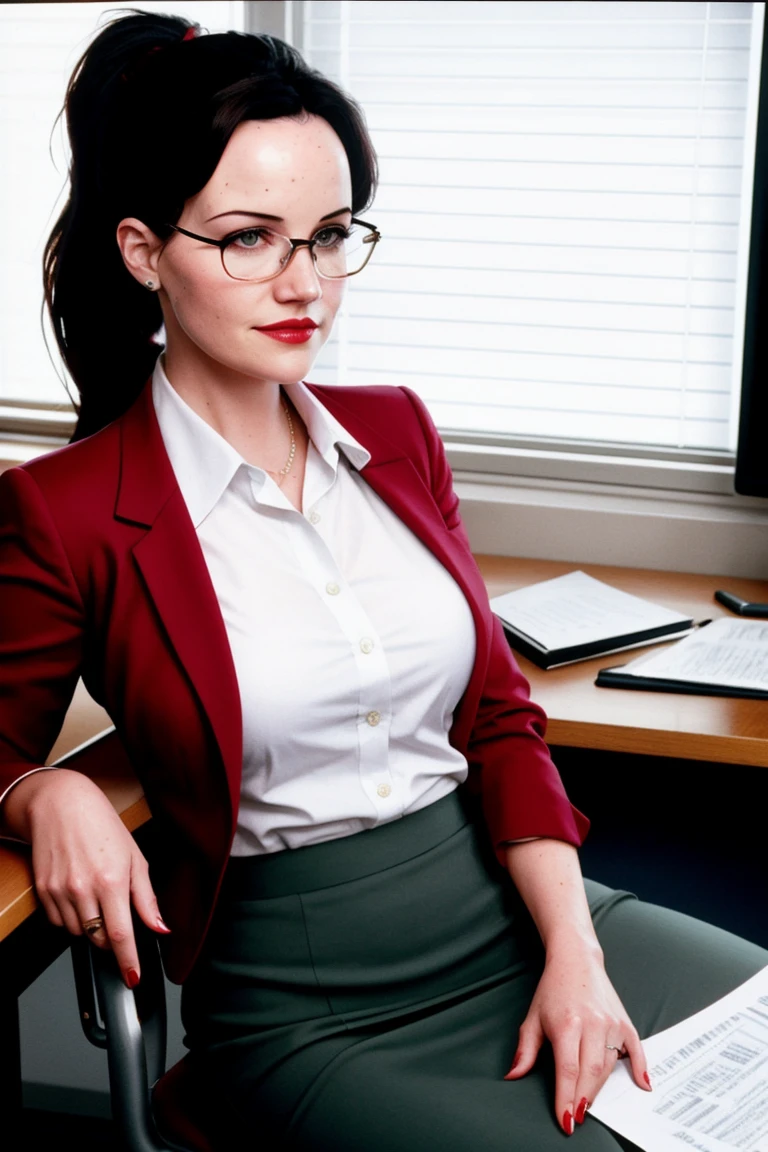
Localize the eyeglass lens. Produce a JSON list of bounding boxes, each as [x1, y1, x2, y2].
[[222, 223, 375, 281]]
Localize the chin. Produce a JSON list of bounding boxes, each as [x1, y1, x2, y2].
[[251, 345, 323, 383]]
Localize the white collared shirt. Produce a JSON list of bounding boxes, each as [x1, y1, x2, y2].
[[152, 361, 477, 855]]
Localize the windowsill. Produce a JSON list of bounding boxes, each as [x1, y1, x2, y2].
[[0, 435, 67, 472], [452, 465, 768, 580], [444, 439, 740, 498]]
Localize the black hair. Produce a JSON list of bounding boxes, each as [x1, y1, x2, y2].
[[43, 9, 378, 441]]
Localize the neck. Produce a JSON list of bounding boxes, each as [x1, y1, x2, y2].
[[161, 353, 295, 470]]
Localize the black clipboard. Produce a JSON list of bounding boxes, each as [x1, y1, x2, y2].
[[595, 667, 768, 700]]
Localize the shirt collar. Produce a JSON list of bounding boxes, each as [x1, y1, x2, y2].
[[151, 359, 371, 529], [284, 381, 370, 473]]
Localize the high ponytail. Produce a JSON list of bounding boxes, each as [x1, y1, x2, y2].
[[43, 9, 377, 442]]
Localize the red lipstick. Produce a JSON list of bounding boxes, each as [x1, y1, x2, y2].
[[256, 318, 318, 344]]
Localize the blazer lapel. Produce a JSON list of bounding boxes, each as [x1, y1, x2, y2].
[[115, 386, 243, 818]]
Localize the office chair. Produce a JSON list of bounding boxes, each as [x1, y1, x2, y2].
[[71, 925, 217, 1152]]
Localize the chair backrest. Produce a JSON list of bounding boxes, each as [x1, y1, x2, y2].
[[71, 923, 216, 1152]]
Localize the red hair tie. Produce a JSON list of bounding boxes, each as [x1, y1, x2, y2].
[[121, 28, 197, 79]]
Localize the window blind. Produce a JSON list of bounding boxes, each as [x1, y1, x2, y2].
[[0, 1, 245, 413], [297, 1, 763, 453]]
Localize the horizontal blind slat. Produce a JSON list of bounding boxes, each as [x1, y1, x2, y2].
[[302, 0, 759, 452], [347, 290, 735, 336]]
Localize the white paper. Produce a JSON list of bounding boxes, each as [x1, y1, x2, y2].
[[615, 618, 768, 692], [590, 966, 768, 1152], [490, 571, 690, 652]]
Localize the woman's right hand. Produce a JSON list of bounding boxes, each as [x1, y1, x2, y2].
[[3, 768, 169, 986]]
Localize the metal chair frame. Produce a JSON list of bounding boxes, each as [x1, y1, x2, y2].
[[71, 926, 194, 1152]]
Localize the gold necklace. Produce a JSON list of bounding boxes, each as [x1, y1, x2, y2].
[[271, 400, 296, 486]]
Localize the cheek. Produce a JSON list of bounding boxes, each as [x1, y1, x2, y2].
[[168, 272, 250, 338], [324, 280, 346, 321]]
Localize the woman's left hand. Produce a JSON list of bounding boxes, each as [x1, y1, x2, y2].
[[503, 935, 650, 1134], [502, 838, 652, 1136]]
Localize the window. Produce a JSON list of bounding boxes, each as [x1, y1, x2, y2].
[[0, 1, 245, 441], [293, 0, 765, 483], [1, 0, 765, 507]]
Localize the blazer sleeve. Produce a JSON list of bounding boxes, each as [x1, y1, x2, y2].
[[0, 466, 85, 798], [400, 387, 589, 861]]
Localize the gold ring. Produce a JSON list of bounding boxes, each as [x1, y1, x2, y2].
[[82, 916, 105, 935]]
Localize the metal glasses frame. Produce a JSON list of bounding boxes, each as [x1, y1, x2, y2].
[[164, 217, 381, 282]]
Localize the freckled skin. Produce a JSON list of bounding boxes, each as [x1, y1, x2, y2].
[[153, 116, 351, 395]]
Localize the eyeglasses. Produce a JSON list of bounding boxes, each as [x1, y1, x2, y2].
[[164, 218, 381, 283]]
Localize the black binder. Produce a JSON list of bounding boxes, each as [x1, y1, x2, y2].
[[501, 619, 694, 671]]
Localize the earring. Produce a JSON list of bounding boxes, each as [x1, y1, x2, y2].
[[144, 279, 157, 291]]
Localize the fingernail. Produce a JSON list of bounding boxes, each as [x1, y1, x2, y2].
[[563, 1110, 574, 1136], [126, 968, 140, 989], [503, 1053, 520, 1079], [156, 915, 172, 933], [575, 1097, 589, 1125], [643, 1071, 652, 1089]]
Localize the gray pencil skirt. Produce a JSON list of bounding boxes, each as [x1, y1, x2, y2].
[[181, 790, 767, 1151]]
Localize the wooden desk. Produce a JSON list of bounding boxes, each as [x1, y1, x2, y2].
[[475, 557, 768, 768]]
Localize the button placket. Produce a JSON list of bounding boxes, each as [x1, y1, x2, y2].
[[285, 483, 394, 823]]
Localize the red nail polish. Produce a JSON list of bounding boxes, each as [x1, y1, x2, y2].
[[643, 1070, 652, 1089], [126, 968, 140, 989], [563, 1110, 574, 1136], [503, 1053, 520, 1079], [156, 915, 172, 933], [575, 1097, 589, 1124]]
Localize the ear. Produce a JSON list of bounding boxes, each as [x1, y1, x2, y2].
[[116, 218, 165, 291]]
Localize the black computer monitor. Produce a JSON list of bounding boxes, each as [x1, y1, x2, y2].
[[735, 22, 768, 498]]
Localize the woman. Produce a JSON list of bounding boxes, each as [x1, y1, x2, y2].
[[0, 12, 764, 1150]]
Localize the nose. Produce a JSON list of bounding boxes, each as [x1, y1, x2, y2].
[[273, 242, 322, 302]]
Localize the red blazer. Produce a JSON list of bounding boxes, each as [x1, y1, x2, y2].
[[0, 382, 587, 981]]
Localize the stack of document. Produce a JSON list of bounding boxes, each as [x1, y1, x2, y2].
[[596, 617, 768, 700], [490, 571, 694, 670]]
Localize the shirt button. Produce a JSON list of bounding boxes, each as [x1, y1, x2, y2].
[[366, 710, 381, 727], [376, 783, 392, 798], [326, 582, 340, 596], [309, 510, 321, 524], [359, 637, 374, 654]]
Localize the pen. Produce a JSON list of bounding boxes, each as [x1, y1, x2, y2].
[[714, 591, 768, 618]]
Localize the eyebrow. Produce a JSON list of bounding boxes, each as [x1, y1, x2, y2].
[[205, 207, 352, 223]]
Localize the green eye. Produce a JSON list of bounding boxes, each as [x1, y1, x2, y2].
[[313, 227, 349, 249], [232, 229, 264, 249]]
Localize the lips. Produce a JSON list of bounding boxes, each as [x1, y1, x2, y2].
[[256, 318, 318, 344]]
